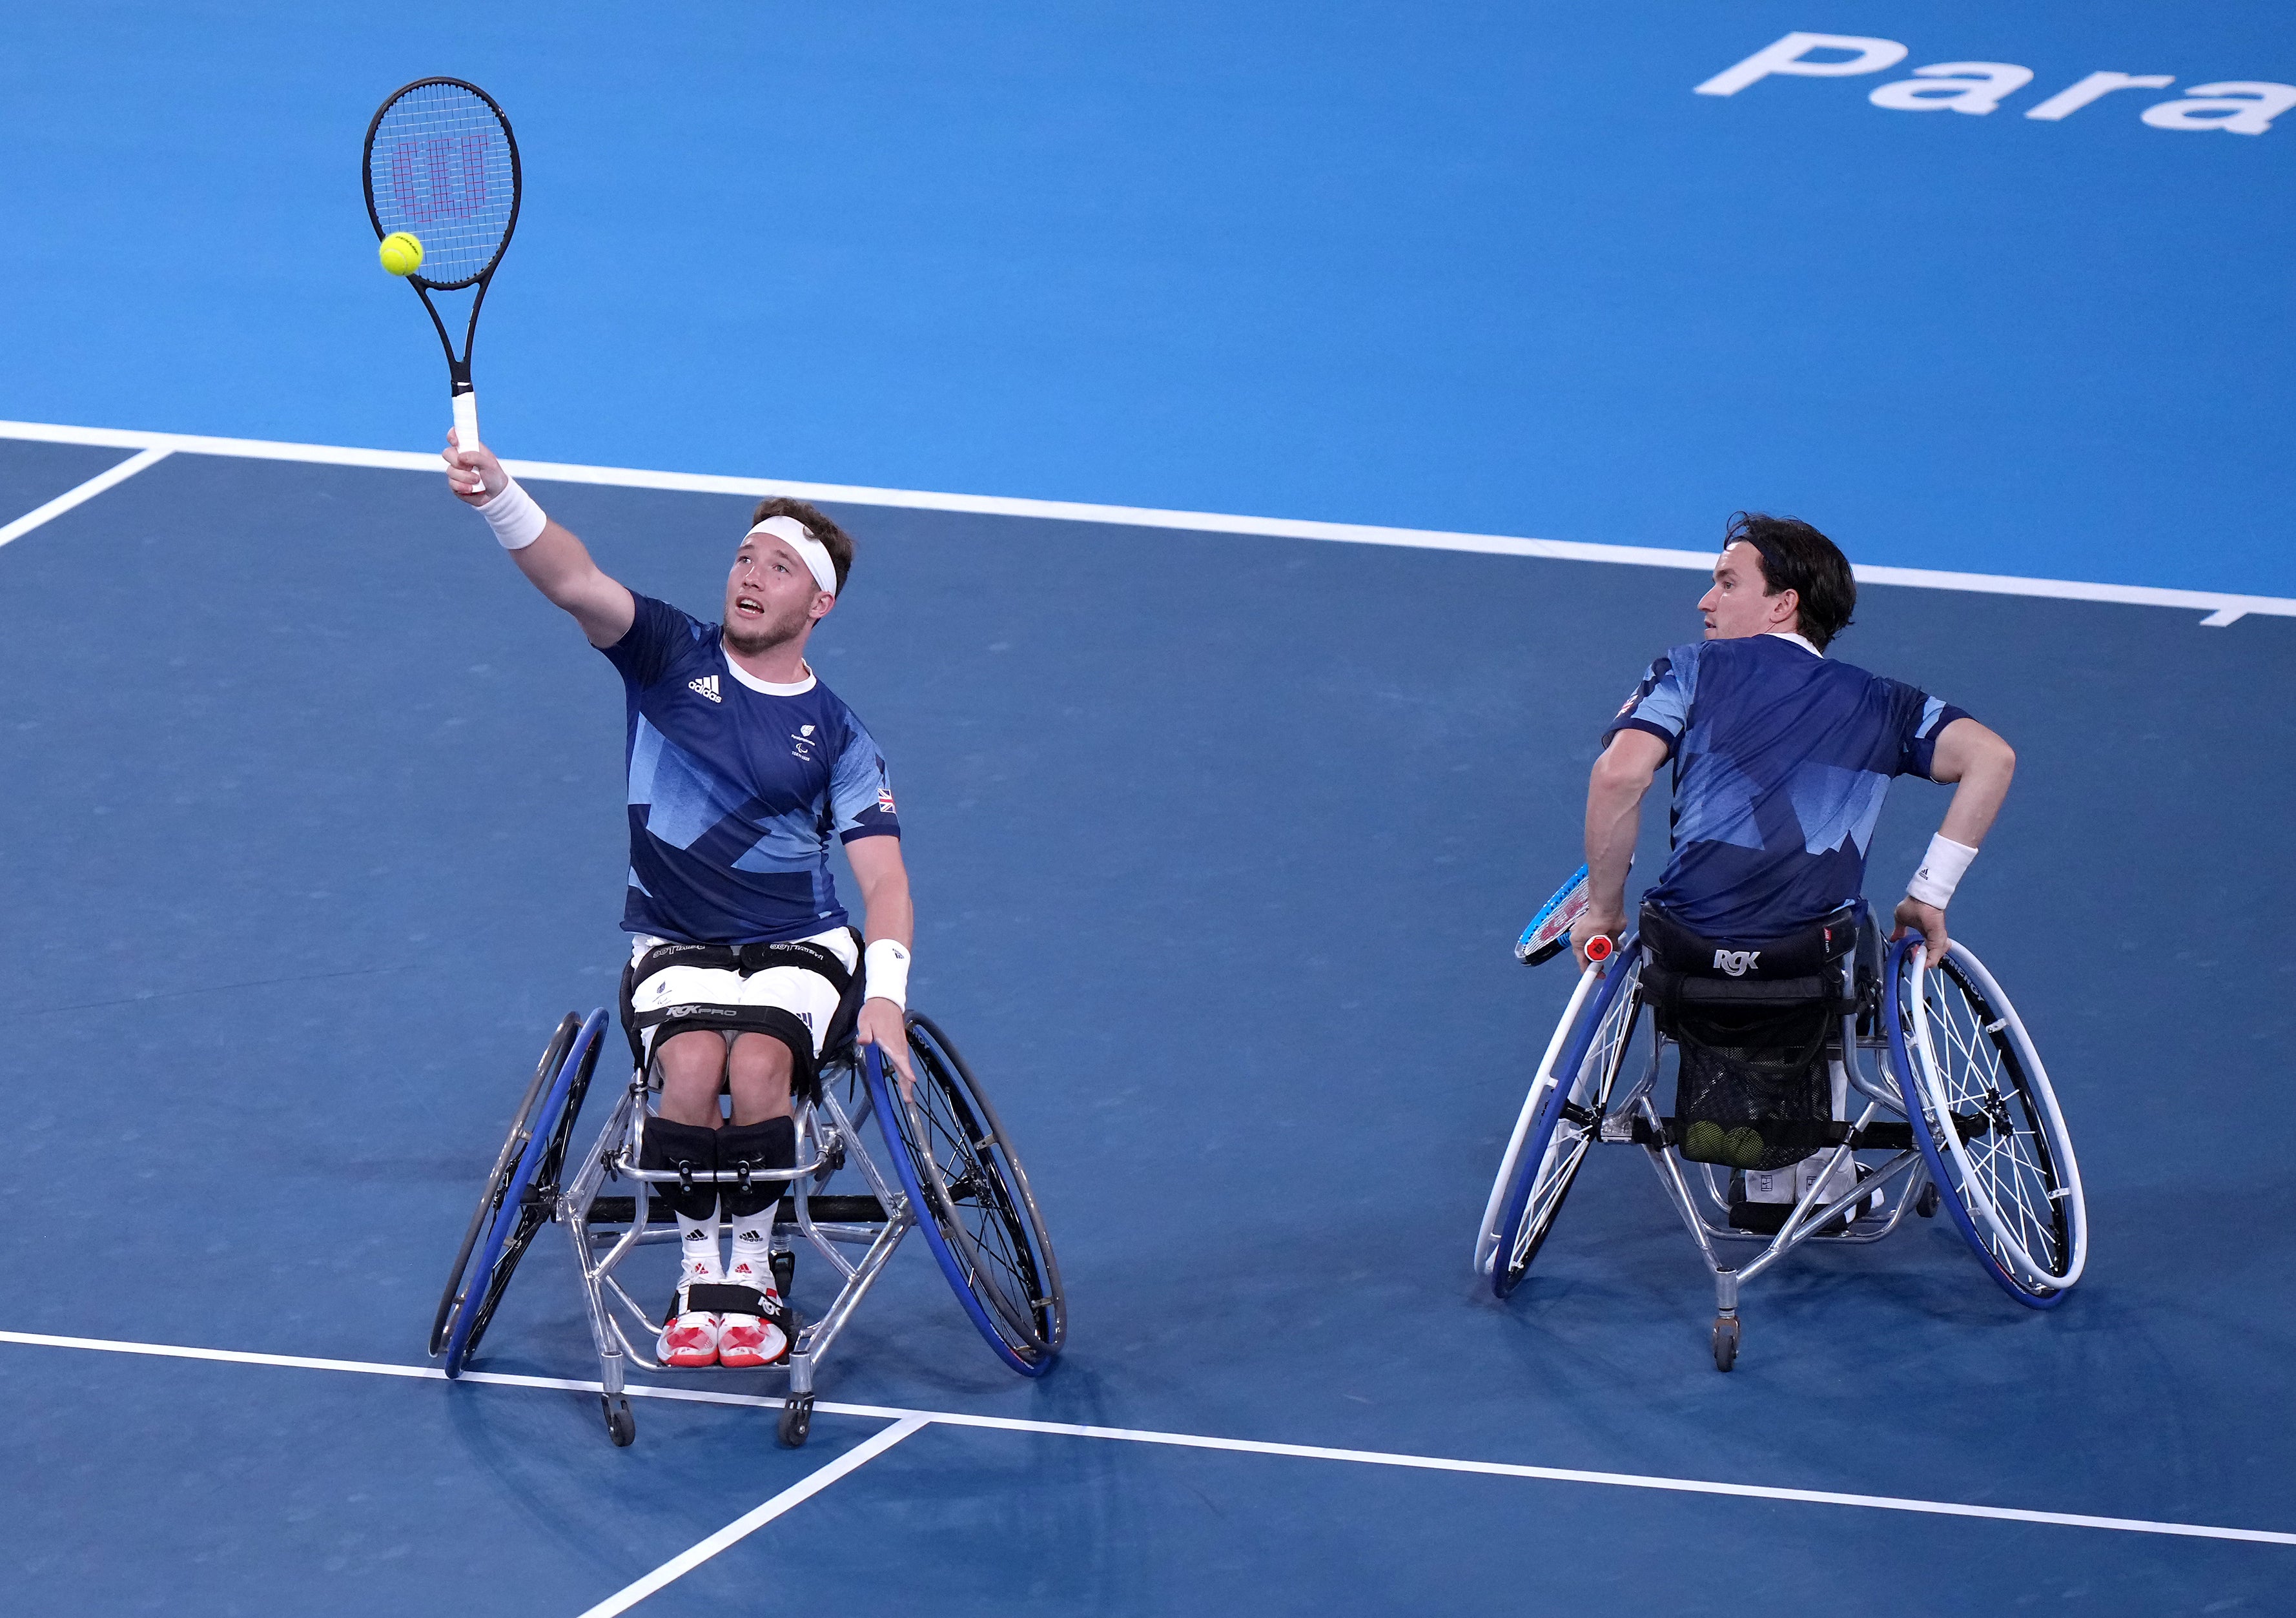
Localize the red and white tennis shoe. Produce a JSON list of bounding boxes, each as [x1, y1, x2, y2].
[[657, 1265, 726, 1368], [716, 1258, 789, 1368]]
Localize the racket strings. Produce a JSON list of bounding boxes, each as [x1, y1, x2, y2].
[[369, 83, 515, 287]]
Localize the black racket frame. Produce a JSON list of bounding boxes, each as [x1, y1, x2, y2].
[[361, 76, 523, 405]]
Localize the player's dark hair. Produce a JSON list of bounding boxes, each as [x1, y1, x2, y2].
[[748, 497, 854, 593], [1725, 512, 1856, 650]]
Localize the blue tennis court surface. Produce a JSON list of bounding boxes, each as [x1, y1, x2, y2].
[[6, 3, 2296, 1611], [1, 427, 2291, 1613]]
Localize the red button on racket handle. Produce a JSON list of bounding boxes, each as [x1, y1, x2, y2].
[[1584, 935, 1613, 963]]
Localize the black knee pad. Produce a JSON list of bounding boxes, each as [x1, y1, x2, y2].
[[639, 1116, 721, 1222], [718, 1116, 795, 1220]]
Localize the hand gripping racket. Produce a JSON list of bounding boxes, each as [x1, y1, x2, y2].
[[1513, 862, 1619, 967], [363, 78, 522, 452]]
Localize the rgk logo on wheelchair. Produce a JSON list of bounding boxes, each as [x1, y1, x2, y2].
[[1476, 901, 2087, 1371], [427, 958, 1068, 1448]]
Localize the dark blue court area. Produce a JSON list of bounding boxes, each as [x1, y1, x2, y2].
[[8, 1, 2296, 1610], [1, 434, 2291, 1614]]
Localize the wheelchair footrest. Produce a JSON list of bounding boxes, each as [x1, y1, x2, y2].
[[1729, 1200, 1795, 1234], [581, 1194, 889, 1227], [1727, 1195, 1874, 1235]]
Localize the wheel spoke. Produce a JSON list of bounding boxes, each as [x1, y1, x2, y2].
[[1502, 965, 1643, 1287], [894, 1027, 1058, 1353], [1914, 957, 2075, 1286]]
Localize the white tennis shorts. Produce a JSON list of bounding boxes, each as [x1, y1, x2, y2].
[[629, 927, 859, 1058]]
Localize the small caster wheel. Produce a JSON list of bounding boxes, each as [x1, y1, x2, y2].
[[602, 1395, 636, 1447], [770, 1247, 795, 1299], [1712, 1316, 1739, 1373], [1915, 1183, 1940, 1219], [777, 1394, 813, 1448]]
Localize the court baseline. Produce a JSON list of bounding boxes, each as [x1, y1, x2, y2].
[[0, 417, 2287, 625]]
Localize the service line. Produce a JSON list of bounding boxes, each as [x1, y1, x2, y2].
[[573, 1417, 929, 1618], [0, 445, 171, 550], [4, 1327, 2291, 1551]]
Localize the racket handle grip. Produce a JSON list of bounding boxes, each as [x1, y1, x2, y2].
[[1584, 934, 1614, 964], [451, 389, 480, 455]]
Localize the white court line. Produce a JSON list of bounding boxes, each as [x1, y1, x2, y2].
[[0, 445, 171, 549], [0, 417, 2286, 625], [573, 1417, 929, 1618], [5, 1327, 2293, 1549]]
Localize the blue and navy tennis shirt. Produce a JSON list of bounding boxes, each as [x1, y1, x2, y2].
[[601, 594, 899, 945], [1604, 634, 1969, 940]]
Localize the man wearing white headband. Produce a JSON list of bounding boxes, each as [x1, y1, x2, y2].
[[442, 433, 916, 1373]]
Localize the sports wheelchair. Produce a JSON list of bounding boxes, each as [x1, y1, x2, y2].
[[428, 972, 1067, 1447], [1474, 902, 2086, 1369]]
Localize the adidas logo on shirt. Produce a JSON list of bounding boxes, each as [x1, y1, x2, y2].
[[688, 675, 721, 703]]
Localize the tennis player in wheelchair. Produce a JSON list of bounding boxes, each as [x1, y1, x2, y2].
[[1483, 515, 2084, 1360], [444, 436, 917, 1372], [1570, 512, 2009, 1200], [1570, 511, 2011, 992]]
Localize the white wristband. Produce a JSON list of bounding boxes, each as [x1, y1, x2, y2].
[[1906, 834, 1978, 908], [864, 939, 911, 1010], [475, 477, 548, 551]]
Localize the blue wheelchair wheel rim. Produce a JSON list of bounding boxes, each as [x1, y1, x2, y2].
[[863, 1041, 1053, 1378], [430, 1013, 578, 1358], [1493, 933, 1639, 1300], [1884, 939, 2064, 1310], [444, 1007, 609, 1376]]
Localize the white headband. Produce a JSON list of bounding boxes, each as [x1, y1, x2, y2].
[[746, 516, 838, 596]]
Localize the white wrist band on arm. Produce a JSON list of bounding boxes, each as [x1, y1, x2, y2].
[[476, 478, 548, 551], [864, 939, 912, 1009], [1906, 834, 1978, 908]]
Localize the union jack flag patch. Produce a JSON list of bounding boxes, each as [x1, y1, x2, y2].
[[877, 786, 897, 814]]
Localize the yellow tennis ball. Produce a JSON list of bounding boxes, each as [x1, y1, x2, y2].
[[378, 231, 424, 276]]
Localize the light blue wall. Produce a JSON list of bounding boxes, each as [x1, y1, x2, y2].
[[0, 3, 2288, 593]]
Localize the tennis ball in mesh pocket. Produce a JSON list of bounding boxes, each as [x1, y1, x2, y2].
[[378, 232, 424, 276], [1723, 1127, 1767, 1169], [1683, 1120, 1727, 1162]]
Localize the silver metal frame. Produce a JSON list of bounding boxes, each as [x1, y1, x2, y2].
[[1526, 940, 1938, 1353], [557, 1047, 915, 1409]]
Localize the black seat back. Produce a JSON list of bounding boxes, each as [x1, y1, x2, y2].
[[1639, 902, 1860, 1171]]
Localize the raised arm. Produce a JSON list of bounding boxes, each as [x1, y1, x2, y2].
[[1571, 728, 1669, 969], [1892, 716, 2016, 962], [445, 433, 635, 649], [845, 834, 917, 1085]]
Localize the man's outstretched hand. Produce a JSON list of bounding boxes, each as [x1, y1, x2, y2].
[[1891, 896, 1949, 967], [443, 429, 506, 505], [857, 996, 917, 1095]]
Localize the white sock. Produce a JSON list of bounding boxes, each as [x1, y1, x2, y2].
[[729, 1215, 777, 1299], [675, 1211, 723, 1284]]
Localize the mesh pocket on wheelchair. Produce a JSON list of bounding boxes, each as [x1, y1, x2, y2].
[[1669, 1004, 1834, 1172], [1637, 903, 1856, 1173]]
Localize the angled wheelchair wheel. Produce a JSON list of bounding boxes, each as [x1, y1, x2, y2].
[[1887, 938, 2086, 1306], [863, 1014, 1066, 1377], [430, 1013, 578, 1357], [439, 1008, 611, 1376], [1491, 943, 1645, 1299]]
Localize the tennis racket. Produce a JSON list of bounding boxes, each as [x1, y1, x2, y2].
[[1513, 863, 1620, 967], [362, 78, 522, 453]]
